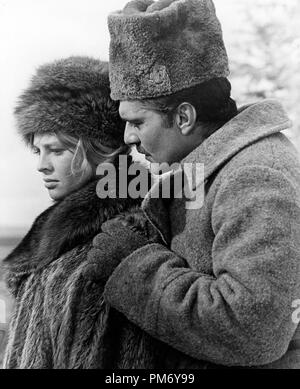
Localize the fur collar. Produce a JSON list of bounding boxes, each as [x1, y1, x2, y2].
[[3, 177, 140, 276]]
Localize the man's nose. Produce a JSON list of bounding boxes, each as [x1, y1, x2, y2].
[[124, 123, 140, 146], [37, 153, 53, 173]]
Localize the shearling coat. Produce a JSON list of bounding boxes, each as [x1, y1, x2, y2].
[[2, 177, 174, 369], [104, 100, 300, 369]]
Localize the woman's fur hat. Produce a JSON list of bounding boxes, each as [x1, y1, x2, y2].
[[15, 56, 125, 148], [108, 0, 229, 100]]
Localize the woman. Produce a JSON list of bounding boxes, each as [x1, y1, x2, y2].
[[2, 56, 168, 369]]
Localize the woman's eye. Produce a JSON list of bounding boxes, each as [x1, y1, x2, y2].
[[32, 148, 40, 155], [51, 149, 64, 155]]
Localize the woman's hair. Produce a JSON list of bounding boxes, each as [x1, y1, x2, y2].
[[140, 77, 238, 128], [30, 131, 129, 178]]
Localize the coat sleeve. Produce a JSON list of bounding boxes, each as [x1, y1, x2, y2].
[[104, 165, 300, 366]]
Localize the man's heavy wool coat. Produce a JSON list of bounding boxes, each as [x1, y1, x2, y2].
[[104, 100, 300, 369], [2, 177, 174, 369]]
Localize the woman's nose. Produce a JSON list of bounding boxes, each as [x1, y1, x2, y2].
[[37, 154, 53, 173], [124, 123, 140, 146]]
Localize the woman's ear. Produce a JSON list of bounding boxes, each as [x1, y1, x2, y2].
[[175, 102, 197, 135]]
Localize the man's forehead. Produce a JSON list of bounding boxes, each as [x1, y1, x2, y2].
[[119, 100, 147, 120]]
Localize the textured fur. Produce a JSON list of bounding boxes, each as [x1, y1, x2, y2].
[[108, 0, 229, 100], [15, 56, 125, 148], [3, 165, 176, 369], [4, 176, 137, 293]]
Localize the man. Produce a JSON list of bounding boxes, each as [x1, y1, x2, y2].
[[96, 0, 300, 368]]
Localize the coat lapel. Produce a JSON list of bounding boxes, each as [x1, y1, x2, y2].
[[181, 99, 292, 182]]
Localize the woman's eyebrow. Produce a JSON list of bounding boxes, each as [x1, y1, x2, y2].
[[34, 143, 63, 149]]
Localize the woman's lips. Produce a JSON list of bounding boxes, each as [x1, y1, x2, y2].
[[44, 180, 58, 189], [45, 183, 58, 189]]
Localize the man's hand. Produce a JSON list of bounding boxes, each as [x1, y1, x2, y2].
[[86, 216, 162, 281]]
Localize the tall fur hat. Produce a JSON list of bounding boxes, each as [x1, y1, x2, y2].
[[15, 56, 125, 148], [108, 0, 229, 100]]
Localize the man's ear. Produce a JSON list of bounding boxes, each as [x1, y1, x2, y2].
[[175, 102, 197, 135]]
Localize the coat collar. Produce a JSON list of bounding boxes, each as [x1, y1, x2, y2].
[[181, 99, 292, 181], [142, 99, 292, 241], [3, 178, 140, 276]]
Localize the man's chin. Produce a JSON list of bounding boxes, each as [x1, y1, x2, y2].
[[149, 161, 174, 175]]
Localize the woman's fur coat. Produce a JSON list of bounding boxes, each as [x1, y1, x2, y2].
[[2, 173, 174, 369]]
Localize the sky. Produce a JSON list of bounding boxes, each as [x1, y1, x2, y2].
[[0, 0, 245, 232]]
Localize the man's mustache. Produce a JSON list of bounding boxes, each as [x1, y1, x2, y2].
[[136, 146, 148, 156]]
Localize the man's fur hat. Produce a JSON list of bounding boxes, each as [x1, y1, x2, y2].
[[108, 0, 229, 100], [15, 56, 125, 148]]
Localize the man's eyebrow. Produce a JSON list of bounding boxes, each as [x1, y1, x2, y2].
[[119, 110, 143, 122], [126, 118, 143, 124], [119, 114, 143, 123]]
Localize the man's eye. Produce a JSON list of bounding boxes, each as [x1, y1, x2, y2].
[[32, 148, 40, 155], [132, 122, 141, 129]]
